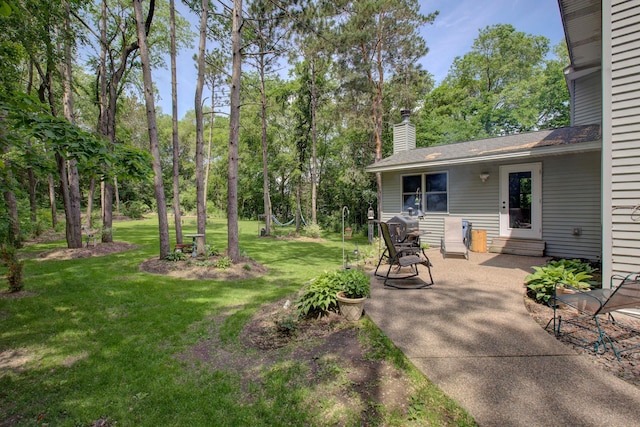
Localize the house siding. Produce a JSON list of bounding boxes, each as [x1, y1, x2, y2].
[[393, 121, 416, 154], [381, 165, 499, 248], [541, 152, 602, 260], [573, 71, 602, 125], [606, 0, 640, 277], [380, 152, 601, 260]]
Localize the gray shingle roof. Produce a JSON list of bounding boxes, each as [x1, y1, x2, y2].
[[366, 125, 601, 172]]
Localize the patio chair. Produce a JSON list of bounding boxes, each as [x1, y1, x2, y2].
[[374, 221, 434, 289], [546, 272, 640, 360], [441, 217, 469, 259]]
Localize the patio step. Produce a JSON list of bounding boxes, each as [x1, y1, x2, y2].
[[488, 238, 545, 256]]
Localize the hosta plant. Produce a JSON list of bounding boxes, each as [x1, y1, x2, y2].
[[296, 269, 370, 318], [525, 260, 593, 303]]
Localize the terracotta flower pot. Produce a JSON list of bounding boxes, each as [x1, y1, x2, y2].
[[554, 286, 577, 308], [336, 291, 366, 321]]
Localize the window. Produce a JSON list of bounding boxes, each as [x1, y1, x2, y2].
[[402, 172, 448, 213], [402, 175, 421, 213], [425, 172, 448, 212]]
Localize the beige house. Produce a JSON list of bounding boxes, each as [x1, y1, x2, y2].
[[368, 0, 640, 282]]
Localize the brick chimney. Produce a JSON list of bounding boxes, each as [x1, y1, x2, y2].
[[393, 109, 415, 154]]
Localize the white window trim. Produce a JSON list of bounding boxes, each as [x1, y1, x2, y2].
[[401, 171, 449, 214]]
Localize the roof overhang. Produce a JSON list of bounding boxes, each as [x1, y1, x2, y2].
[[558, 0, 601, 71], [366, 140, 601, 173]]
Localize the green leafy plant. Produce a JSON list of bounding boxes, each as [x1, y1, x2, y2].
[[303, 223, 322, 238], [525, 259, 593, 303], [273, 312, 298, 336], [204, 245, 219, 257], [214, 256, 232, 270], [1, 244, 24, 292], [547, 258, 597, 274], [296, 269, 370, 318], [340, 269, 370, 299], [193, 260, 214, 267], [122, 201, 149, 219], [165, 251, 187, 262], [296, 271, 345, 318]]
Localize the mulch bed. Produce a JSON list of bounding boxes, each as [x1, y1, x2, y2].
[[525, 297, 640, 387]]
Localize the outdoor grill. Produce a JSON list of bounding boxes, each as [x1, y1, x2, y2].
[[387, 215, 420, 244]]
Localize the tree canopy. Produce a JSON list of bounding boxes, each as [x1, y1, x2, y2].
[[0, 1, 571, 252]]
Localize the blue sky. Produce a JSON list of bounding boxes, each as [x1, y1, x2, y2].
[[155, 0, 565, 118]]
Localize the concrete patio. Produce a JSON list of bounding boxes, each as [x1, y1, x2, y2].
[[366, 249, 640, 426]]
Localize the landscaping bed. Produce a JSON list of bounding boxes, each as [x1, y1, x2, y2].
[[525, 297, 640, 388]]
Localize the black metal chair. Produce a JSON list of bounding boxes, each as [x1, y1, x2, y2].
[[546, 272, 640, 360], [374, 222, 434, 289]]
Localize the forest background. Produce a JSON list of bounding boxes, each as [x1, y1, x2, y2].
[[0, 0, 570, 260]]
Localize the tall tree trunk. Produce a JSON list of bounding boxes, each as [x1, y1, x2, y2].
[[114, 177, 120, 215], [133, 0, 170, 259], [61, 3, 83, 248], [194, 0, 208, 253], [259, 55, 272, 236], [204, 90, 214, 216], [26, 68, 38, 226], [98, 0, 148, 242], [227, 0, 242, 262], [86, 177, 95, 228], [1, 140, 21, 248], [371, 48, 384, 220], [98, 0, 113, 242], [295, 175, 302, 232], [310, 59, 318, 225], [40, 30, 79, 247], [169, 0, 183, 244], [3, 188, 20, 248], [27, 167, 37, 224], [48, 174, 57, 228]]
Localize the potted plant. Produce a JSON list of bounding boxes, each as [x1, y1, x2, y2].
[[335, 269, 370, 321], [525, 259, 595, 304]]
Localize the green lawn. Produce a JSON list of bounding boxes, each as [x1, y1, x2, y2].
[[0, 218, 475, 426]]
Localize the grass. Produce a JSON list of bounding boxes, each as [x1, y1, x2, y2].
[[0, 217, 475, 426]]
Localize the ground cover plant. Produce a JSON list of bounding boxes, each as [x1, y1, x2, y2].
[[0, 218, 475, 426], [525, 258, 596, 303]]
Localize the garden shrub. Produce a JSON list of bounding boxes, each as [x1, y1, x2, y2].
[[525, 259, 595, 303], [122, 201, 149, 219], [165, 251, 187, 262], [205, 245, 219, 257], [214, 256, 232, 269], [296, 269, 370, 318], [303, 223, 322, 238]]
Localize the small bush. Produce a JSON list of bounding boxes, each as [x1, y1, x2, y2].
[[525, 259, 594, 303], [296, 269, 370, 318], [193, 260, 214, 267], [204, 245, 219, 257], [303, 223, 322, 238], [30, 220, 47, 238], [165, 251, 187, 262], [297, 271, 344, 319], [273, 312, 298, 336], [1, 244, 24, 293], [340, 269, 370, 299], [215, 256, 232, 270], [122, 201, 149, 219]]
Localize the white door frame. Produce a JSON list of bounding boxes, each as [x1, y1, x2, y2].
[[499, 162, 542, 239]]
